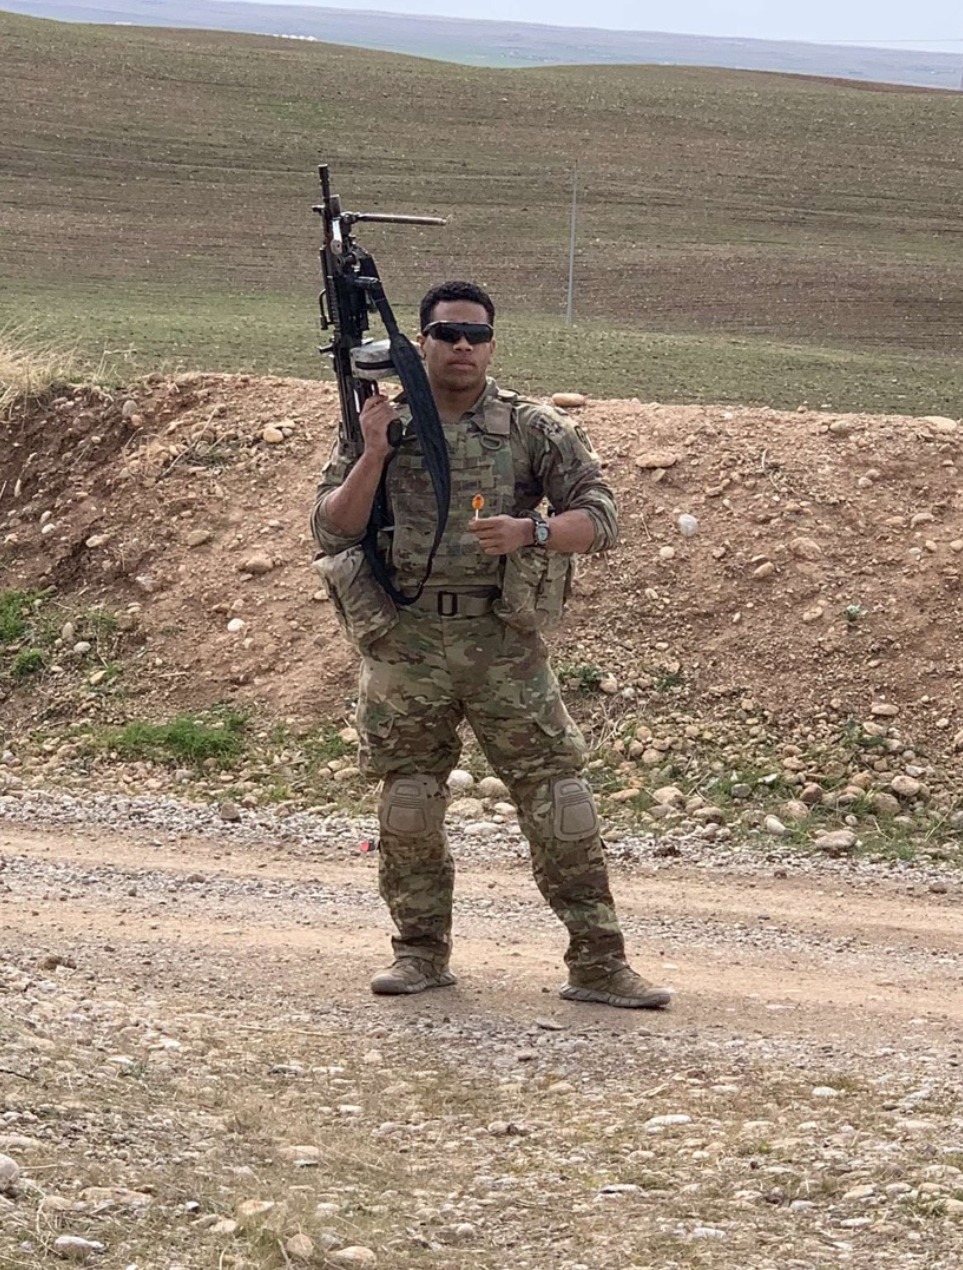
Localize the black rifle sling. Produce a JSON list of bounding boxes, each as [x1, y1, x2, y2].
[[360, 281, 451, 606]]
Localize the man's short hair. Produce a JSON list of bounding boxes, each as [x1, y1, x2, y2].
[[419, 281, 495, 333]]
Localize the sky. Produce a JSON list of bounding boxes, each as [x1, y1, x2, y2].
[[251, 0, 962, 53]]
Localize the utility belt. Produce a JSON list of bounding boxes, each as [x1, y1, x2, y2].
[[315, 546, 574, 649], [408, 588, 499, 618]]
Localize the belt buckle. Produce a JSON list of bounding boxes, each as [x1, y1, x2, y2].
[[437, 592, 458, 617]]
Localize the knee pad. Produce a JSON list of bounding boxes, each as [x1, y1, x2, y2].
[[380, 774, 448, 836], [552, 777, 599, 841]]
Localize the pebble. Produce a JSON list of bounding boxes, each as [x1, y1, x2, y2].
[[80, 1185, 153, 1208], [789, 537, 822, 561], [843, 1184, 876, 1201], [447, 769, 475, 793], [635, 450, 679, 470], [53, 1237, 106, 1261], [476, 776, 508, 799], [261, 426, 285, 444], [871, 702, 900, 718], [873, 792, 901, 815], [0, 1154, 20, 1193], [329, 1248, 378, 1267], [645, 1114, 692, 1130], [239, 552, 274, 575], [285, 1233, 316, 1261], [890, 774, 922, 799], [236, 1198, 276, 1223], [185, 529, 213, 548], [652, 785, 684, 807], [782, 800, 809, 822], [814, 830, 858, 857], [279, 1145, 322, 1165]]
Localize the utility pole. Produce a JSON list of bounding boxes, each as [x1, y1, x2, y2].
[[566, 162, 578, 326]]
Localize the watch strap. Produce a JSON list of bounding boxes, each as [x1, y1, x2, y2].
[[521, 510, 550, 546]]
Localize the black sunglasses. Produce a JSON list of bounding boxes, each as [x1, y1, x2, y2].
[[422, 320, 494, 345]]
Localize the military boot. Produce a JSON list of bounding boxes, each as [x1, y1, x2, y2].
[[370, 957, 456, 996], [560, 964, 671, 1010]]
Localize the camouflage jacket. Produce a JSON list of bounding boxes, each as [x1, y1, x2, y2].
[[311, 378, 618, 593]]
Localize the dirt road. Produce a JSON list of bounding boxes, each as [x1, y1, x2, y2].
[[1, 818, 962, 1268]]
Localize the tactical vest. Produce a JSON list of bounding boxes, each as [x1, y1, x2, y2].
[[385, 391, 516, 593]]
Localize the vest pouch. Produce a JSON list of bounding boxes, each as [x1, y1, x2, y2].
[[313, 546, 399, 649], [495, 549, 574, 633]]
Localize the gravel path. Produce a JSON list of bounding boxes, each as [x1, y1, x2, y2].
[[1, 789, 962, 1268]]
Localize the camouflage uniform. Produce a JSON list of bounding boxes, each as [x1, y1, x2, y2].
[[312, 378, 626, 976]]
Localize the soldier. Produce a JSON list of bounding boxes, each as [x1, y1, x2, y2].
[[311, 280, 670, 1009]]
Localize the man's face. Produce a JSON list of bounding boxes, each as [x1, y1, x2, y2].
[[417, 300, 495, 396]]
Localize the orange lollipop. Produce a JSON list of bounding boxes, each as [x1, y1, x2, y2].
[[472, 493, 485, 519]]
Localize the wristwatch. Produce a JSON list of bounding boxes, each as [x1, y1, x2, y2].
[[523, 510, 551, 547]]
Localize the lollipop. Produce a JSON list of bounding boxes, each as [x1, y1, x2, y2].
[[472, 494, 485, 519]]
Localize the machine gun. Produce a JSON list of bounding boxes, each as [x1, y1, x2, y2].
[[314, 165, 450, 604]]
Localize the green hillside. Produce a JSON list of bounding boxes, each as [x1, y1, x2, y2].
[[1, 10, 960, 411]]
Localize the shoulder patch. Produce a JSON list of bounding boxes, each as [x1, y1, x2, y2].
[[521, 403, 568, 439]]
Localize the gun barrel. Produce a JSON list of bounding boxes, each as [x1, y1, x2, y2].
[[348, 212, 447, 227]]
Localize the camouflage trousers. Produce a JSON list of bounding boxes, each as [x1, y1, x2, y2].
[[356, 607, 626, 974]]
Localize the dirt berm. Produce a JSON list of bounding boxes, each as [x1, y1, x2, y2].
[[2, 374, 962, 839]]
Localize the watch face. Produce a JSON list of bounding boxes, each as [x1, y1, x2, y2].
[[535, 519, 550, 545]]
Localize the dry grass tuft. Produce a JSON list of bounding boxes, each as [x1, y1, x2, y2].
[[0, 326, 82, 414]]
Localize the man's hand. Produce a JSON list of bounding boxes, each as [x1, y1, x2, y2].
[[468, 515, 532, 557], [359, 392, 400, 460]]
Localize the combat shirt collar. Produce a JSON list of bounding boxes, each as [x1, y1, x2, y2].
[[461, 377, 500, 422]]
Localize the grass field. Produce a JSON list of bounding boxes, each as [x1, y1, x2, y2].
[[1, 10, 961, 411]]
